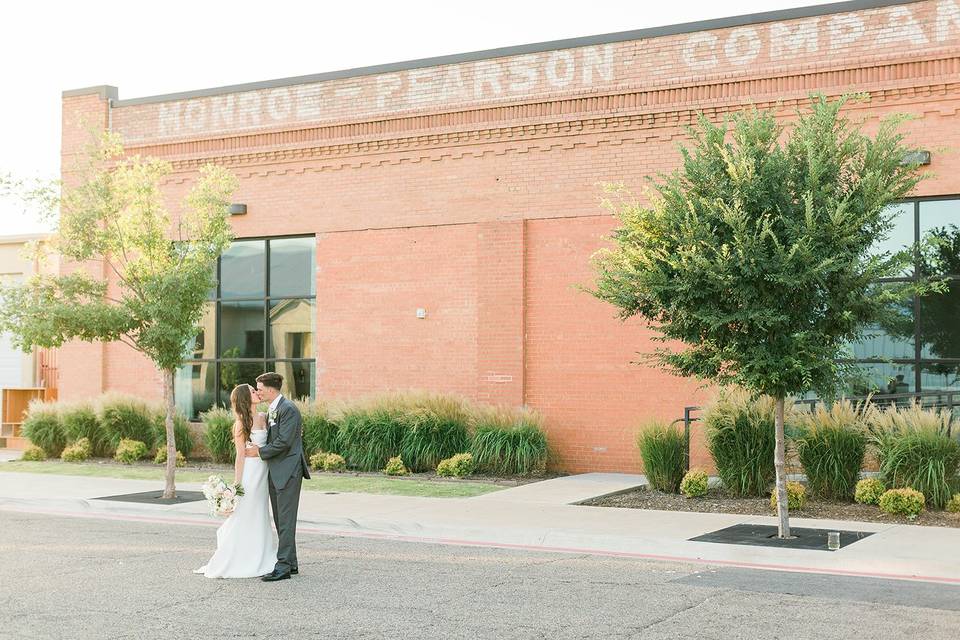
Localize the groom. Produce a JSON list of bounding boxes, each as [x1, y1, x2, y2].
[[245, 372, 311, 582]]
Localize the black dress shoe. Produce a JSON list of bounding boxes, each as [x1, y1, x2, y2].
[[290, 568, 298, 575], [261, 571, 291, 582]]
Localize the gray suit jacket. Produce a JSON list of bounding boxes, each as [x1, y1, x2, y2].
[[258, 396, 311, 490]]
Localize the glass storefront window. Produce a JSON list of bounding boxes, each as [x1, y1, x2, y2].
[[178, 236, 316, 414], [269, 298, 315, 359], [270, 360, 316, 401], [848, 198, 960, 396], [918, 279, 960, 360], [844, 362, 916, 396], [270, 236, 316, 297], [175, 362, 216, 420], [870, 202, 914, 276], [220, 300, 266, 358], [220, 240, 266, 299]]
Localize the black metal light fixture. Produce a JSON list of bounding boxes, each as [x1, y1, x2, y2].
[[901, 150, 931, 166], [228, 203, 247, 215]]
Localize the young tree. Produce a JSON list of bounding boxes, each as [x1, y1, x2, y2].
[[590, 96, 927, 537], [0, 133, 236, 498]]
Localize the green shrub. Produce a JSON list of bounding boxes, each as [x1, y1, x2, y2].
[[22, 401, 66, 457], [338, 397, 409, 472], [98, 394, 156, 447], [680, 468, 709, 498], [878, 487, 925, 518], [308, 450, 346, 472], [308, 451, 327, 471], [770, 481, 807, 511], [470, 406, 548, 476], [437, 453, 475, 478], [154, 448, 186, 467], [869, 404, 960, 509], [114, 439, 148, 464], [202, 407, 236, 464], [854, 478, 886, 505], [636, 422, 686, 493], [321, 452, 346, 471], [383, 455, 409, 476], [61, 437, 92, 462], [152, 411, 194, 459], [61, 403, 112, 457], [399, 393, 471, 472], [793, 401, 868, 500], [946, 494, 960, 514], [704, 390, 779, 497], [297, 400, 341, 457], [21, 445, 46, 461]]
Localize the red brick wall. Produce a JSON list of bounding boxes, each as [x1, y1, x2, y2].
[[59, 0, 960, 472]]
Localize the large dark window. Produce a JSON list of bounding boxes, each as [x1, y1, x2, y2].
[[176, 236, 316, 419], [848, 197, 960, 395]]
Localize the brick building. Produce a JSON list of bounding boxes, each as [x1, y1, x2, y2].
[[59, 0, 960, 472]]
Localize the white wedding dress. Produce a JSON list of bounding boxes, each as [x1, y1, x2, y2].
[[194, 428, 278, 578]]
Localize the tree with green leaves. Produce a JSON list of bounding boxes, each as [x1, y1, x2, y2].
[[0, 133, 236, 498], [590, 95, 928, 537]]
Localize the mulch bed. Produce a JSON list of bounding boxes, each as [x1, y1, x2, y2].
[[582, 487, 960, 528]]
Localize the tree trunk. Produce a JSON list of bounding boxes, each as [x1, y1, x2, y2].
[[162, 369, 177, 500], [774, 396, 790, 538]]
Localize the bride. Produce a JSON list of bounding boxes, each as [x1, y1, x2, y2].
[[194, 384, 278, 578]]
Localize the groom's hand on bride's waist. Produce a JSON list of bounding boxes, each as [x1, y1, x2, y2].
[[244, 446, 260, 458]]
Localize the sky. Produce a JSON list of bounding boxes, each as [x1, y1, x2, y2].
[[0, 0, 838, 235]]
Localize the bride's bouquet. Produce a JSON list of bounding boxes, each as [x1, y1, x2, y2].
[[201, 474, 245, 518]]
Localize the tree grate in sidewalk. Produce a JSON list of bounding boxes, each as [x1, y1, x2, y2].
[[689, 524, 874, 551], [93, 490, 206, 505]]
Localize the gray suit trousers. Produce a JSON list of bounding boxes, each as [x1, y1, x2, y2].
[[268, 474, 302, 574]]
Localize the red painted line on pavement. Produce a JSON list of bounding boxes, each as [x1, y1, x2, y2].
[[4, 504, 959, 586]]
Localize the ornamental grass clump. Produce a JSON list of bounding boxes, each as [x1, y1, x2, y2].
[[98, 394, 156, 448], [680, 469, 709, 498], [61, 403, 112, 457], [338, 395, 409, 472], [114, 439, 149, 464], [470, 405, 548, 476], [792, 400, 868, 500], [22, 401, 66, 457], [202, 408, 236, 464], [60, 437, 92, 462], [854, 478, 886, 505], [704, 390, 778, 497], [636, 422, 686, 493], [398, 392, 471, 472], [437, 453, 475, 478], [296, 400, 341, 458], [869, 404, 960, 509], [878, 487, 925, 518], [770, 481, 807, 511]]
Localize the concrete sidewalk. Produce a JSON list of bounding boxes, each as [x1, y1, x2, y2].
[[2, 470, 959, 585]]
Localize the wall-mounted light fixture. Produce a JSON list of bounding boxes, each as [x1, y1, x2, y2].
[[228, 203, 247, 215], [901, 150, 931, 166]]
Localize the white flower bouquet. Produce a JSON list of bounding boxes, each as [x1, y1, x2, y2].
[[201, 474, 245, 518]]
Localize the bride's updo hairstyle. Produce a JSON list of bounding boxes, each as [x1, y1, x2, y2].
[[230, 384, 254, 442]]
